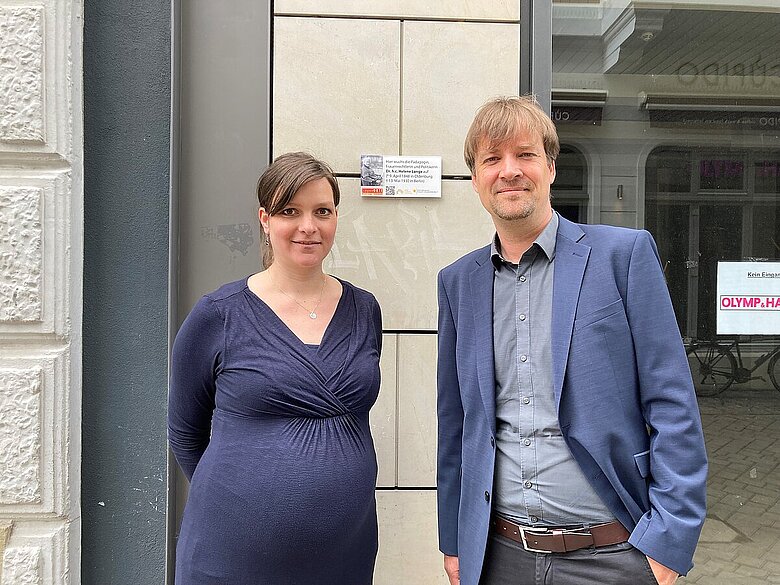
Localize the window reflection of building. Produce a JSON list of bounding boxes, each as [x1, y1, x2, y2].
[[552, 5, 780, 579], [645, 147, 780, 341], [552, 145, 589, 224]]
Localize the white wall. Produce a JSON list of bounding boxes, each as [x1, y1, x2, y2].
[[0, 1, 81, 584]]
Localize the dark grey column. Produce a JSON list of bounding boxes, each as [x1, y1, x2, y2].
[[520, 0, 553, 113], [82, 1, 171, 582]]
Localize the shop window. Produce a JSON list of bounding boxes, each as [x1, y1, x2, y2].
[[699, 157, 745, 191], [646, 148, 692, 193], [755, 159, 780, 194], [553, 145, 588, 223], [645, 147, 780, 341]]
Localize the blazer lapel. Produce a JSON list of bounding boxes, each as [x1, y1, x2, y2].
[[469, 256, 497, 433], [552, 218, 590, 410]]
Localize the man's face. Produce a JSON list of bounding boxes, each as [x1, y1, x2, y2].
[[471, 128, 556, 225]]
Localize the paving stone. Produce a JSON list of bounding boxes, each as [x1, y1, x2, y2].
[[737, 554, 768, 570], [734, 565, 770, 579], [708, 570, 769, 585], [694, 395, 780, 581]]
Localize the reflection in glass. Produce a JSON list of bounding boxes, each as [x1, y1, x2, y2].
[[699, 158, 744, 191], [553, 2, 780, 582], [552, 145, 588, 223]]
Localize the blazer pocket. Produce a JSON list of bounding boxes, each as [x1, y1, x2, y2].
[[573, 298, 624, 331], [634, 449, 651, 478]]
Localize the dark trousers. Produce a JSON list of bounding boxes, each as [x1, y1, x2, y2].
[[479, 533, 659, 585]]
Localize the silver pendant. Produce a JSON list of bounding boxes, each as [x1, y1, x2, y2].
[[309, 312, 317, 319]]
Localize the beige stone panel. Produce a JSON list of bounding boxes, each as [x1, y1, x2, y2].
[[326, 178, 494, 330], [273, 17, 400, 173], [371, 334, 397, 488], [275, 0, 519, 20], [402, 21, 520, 176], [375, 490, 448, 585], [397, 334, 437, 487]]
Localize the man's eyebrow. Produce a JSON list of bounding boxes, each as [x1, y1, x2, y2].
[[480, 142, 539, 153]]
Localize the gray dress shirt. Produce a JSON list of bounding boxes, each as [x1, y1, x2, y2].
[[491, 212, 616, 526]]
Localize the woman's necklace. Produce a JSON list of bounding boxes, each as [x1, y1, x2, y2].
[[274, 274, 327, 319]]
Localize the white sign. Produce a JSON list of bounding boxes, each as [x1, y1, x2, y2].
[[717, 262, 780, 335], [360, 155, 442, 198]]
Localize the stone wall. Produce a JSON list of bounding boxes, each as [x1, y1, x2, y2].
[[0, 1, 81, 584]]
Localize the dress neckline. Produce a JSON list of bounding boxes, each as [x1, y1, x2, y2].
[[243, 276, 349, 350]]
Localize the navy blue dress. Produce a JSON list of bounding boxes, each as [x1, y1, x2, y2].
[[168, 278, 382, 584]]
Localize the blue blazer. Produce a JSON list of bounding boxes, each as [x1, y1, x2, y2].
[[436, 216, 707, 584]]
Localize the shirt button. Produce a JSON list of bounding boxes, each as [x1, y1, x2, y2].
[[523, 438, 532, 446], [485, 491, 491, 502], [530, 515, 539, 523], [518, 314, 526, 321], [519, 275, 527, 282], [524, 481, 533, 489], [522, 396, 531, 404], [520, 355, 528, 362]]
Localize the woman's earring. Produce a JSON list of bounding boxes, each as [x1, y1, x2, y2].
[[264, 233, 270, 245]]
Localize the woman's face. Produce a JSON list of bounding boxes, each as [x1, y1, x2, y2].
[[260, 177, 338, 270]]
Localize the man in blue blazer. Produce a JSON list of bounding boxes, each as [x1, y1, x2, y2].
[[437, 96, 707, 585]]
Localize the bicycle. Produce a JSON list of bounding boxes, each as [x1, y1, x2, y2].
[[686, 337, 780, 396]]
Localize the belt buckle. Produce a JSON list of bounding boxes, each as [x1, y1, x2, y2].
[[518, 526, 554, 554]]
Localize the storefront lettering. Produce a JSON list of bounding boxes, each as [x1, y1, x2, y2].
[[676, 58, 780, 88], [720, 296, 780, 309], [549, 107, 602, 126]]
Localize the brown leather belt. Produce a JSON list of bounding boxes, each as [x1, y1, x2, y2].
[[491, 516, 630, 553]]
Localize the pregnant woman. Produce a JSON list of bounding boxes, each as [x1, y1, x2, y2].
[[169, 152, 382, 584]]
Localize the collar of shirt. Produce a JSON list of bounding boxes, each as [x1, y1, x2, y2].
[[490, 211, 559, 269]]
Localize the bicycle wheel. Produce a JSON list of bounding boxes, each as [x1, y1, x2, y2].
[[768, 351, 780, 393], [686, 343, 736, 396]]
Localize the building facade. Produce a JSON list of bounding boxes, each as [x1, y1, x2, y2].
[[0, 0, 81, 582], [1, 1, 779, 584]]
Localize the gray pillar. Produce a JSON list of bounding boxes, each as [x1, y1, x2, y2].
[[82, 1, 171, 582], [520, 0, 553, 113]]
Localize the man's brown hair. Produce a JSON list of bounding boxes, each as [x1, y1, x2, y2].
[[464, 95, 560, 174]]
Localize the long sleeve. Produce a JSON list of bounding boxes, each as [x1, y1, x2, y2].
[[372, 296, 383, 356], [436, 269, 464, 556], [625, 230, 708, 575], [168, 295, 224, 480]]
